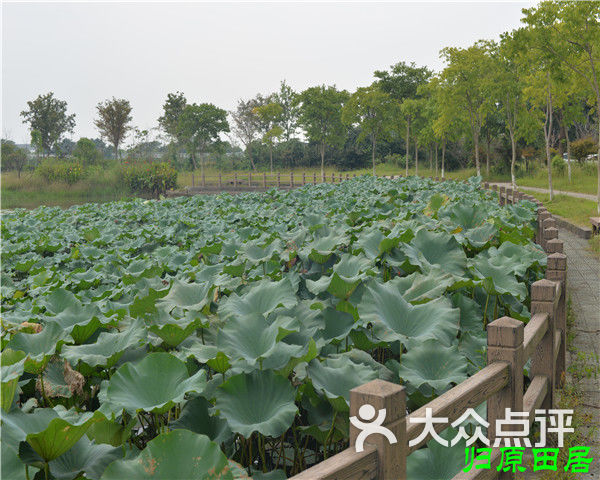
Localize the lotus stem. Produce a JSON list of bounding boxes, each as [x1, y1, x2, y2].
[[323, 411, 338, 459], [258, 434, 267, 472], [483, 292, 490, 327], [25, 465, 30, 480]]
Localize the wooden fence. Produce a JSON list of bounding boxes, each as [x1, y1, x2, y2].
[[288, 181, 567, 480]]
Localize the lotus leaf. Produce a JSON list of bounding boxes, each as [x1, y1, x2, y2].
[[100, 430, 233, 480], [104, 352, 207, 414]]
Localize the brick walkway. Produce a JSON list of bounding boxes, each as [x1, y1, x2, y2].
[[562, 229, 600, 478]]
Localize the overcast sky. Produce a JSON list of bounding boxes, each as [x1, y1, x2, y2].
[[2, 1, 533, 145]]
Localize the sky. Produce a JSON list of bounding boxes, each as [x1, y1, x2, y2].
[[2, 1, 534, 145]]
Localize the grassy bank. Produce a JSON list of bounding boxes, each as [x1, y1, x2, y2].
[[527, 192, 597, 226], [1, 170, 133, 210]]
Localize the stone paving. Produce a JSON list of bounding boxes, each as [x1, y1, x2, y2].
[[561, 229, 600, 478]]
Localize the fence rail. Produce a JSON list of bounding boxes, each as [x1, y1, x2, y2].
[[287, 181, 567, 480]]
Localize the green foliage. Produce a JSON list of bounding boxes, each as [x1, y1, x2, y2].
[[94, 98, 133, 158], [570, 137, 598, 163], [1, 176, 545, 479], [36, 159, 86, 185], [122, 162, 177, 197], [552, 154, 566, 175], [73, 138, 102, 165], [20, 92, 76, 155]]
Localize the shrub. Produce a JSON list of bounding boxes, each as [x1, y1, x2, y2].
[[73, 138, 102, 165], [571, 137, 598, 163], [122, 162, 177, 198], [552, 155, 566, 175], [36, 159, 85, 185]]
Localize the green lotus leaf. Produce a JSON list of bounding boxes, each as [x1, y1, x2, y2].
[[49, 436, 122, 480], [307, 357, 378, 411], [100, 430, 233, 480], [483, 241, 546, 277], [61, 318, 147, 368], [394, 340, 468, 396], [1, 441, 26, 480], [358, 280, 459, 346], [37, 288, 116, 343], [393, 267, 455, 303], [86, 415, 137, 447], [2, 407, 102, 462], [219, 278, 297, 320], [316, 307, 356, 343], [242, 240, 282, 264], [355, 228, 386, 259], [303, 232, 342, 264], [451, 293, 484, 334], [216, 313, 279, 367], [157, 278, 213, 312], [306, 254, 372, 299], [215, 370, 297, 438], [439, 202, 489, 230], [104, 352, 207, 414], [459, 331, 487, 375], [470, 254, 527, 300], [170, 396, 232, 445], [1, 349, 26, 412], [407, 428, 466, 480], [6, 322, 72, 374], [147, 307, 203, 347], [403, 228, 467, 276]]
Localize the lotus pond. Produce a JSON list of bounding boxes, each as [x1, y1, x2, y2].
[[1, 176, 546, 479]]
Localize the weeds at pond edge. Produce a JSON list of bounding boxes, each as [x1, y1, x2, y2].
[[519, 298, 599, 480]]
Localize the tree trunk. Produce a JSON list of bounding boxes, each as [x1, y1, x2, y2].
[[509, 130, 517, 190], [485, 130, 490, 177], [247, 144, 256, 170], [415, 140, 419, 176], [191, 153, 196, 187], [597, 94, 600, 214], [435, 143, 438, 177], [371, 135, 376, 176], [269, 144, 273, 174], [563, 119, 571, 183], [474, 130, 481, 177], [441, 139, 446, 179], [320, 142, 325, 182], [544, 74, 554, 201], [405, 118, 410, 176], [115, 143, 119, 161]]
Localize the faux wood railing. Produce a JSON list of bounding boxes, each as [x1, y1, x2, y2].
[[289, 180, 568, 480]]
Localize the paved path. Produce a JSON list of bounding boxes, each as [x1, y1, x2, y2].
[[562, 228, 600, 477], [490, 182, 597, 202]]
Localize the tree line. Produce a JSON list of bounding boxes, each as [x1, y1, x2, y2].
[[4, 1, 599, 206]]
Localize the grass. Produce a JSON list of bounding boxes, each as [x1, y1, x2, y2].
[[527, 192, 598, 227], [516, 164, 598, 195], [1, 170, 134, 210]]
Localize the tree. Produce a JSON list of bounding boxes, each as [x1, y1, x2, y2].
[[94, 97, 133, 160], [440, 42, 495, 176], [158, 92, 187, 142], [522, 0, 600, 212], [177, 103, 229, 185], [20, 92, 75, 156], [1, 139, 28, 178], [254, 102, 284, 173], [571, 137, 598, 162], [343, 86, 398, 175], [73, 137, 101, 165], [374, 62, 432, 170], [230, 97, 264, 170], [296, 85, 349, 180], [276, 80, 299, 142]]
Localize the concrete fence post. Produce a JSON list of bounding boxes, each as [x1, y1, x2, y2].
[[350, 380, 407, 480], [530, 279, 558, 410], [487, 317, 525, 461], [546, 253, 567, 386]]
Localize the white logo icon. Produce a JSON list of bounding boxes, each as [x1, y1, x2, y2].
[[350, 404, 398, 452]]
